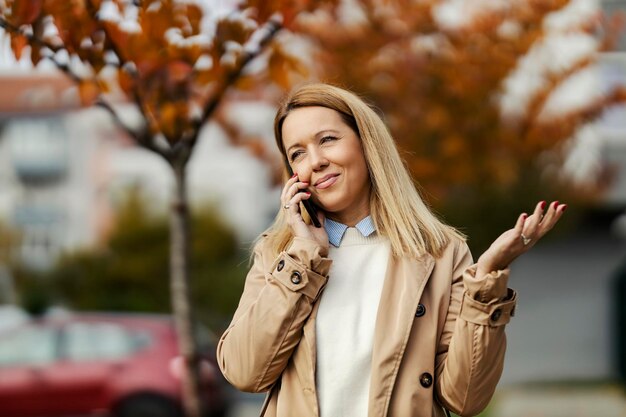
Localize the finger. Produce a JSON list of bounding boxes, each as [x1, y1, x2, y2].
[[285, 191, 312, 217], [537, 200, 559, 234], [514, 212, 528, 236], [285, 181, 310, 203], [280, 173, 299, 202], [288, 190, 311, 205], [525, 201, 546, 235], [541, 201, 559, 224], [281, 179, 309, 203], [555, 203, 567, 218]]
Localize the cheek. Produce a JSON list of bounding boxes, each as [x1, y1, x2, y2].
[[291, 162, 313, 181]]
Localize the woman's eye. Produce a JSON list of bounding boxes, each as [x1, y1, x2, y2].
[[321, 136, 337, 143], [290, 150, 303, 161]]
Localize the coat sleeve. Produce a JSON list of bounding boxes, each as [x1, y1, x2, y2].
[[434, 240, 517, 416], [216, 236, 331, 393]]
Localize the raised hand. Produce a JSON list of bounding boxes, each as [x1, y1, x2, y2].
[[476, 201, 566, 277]]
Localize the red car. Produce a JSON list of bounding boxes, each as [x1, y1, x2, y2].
[[0, 313, 230, 417]]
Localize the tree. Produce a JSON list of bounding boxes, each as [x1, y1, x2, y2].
[[16, 190, 247, 326], [0, 1, 340, 415], [299, 0, 626, 251]]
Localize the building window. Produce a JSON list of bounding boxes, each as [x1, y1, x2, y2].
[[7, 118, 68, 184]]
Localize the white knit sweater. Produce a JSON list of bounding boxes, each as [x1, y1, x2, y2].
[[315, 227, 391, 417]]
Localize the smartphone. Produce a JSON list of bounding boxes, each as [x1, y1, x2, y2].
[[286, 165, 322, 228]]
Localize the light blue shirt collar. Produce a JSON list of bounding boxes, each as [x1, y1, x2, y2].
[[324, 216, 376, 247]]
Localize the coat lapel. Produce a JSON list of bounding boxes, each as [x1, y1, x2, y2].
[[368, 253, 435, 417]]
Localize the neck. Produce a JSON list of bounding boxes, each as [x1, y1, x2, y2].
[[327, 203, 370, 227]]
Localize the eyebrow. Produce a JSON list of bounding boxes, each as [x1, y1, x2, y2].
[[285, 129, 341, 154]]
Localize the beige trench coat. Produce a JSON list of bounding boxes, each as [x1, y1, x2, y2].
[[217, 235, 517, 417]]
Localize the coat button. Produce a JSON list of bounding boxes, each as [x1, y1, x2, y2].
[[277, 259, 285, 272], [290, 271, 302, 285], [419, 372, 433, 388], [415, 304, 426, 317], [490, 308, 502, 322]]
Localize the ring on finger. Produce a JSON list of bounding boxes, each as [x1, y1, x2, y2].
[[283, 204, 291, 209], [520, 234, 531, 246]]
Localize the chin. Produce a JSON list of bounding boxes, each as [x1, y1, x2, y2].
[[316, 199, 348, 215], [314, 188, 353, 211]]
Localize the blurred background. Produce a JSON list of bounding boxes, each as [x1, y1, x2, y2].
[[0, 0, 625, 416]]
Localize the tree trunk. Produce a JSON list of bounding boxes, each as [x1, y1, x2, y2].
[[170, 160, 203, 417]]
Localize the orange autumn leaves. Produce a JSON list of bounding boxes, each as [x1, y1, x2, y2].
[[246, 0, 339, 28], [2, 0, 338, 145], [302, 0, 625, 200], [3, 0, 623, 191]]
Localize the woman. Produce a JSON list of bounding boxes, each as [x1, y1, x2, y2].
[[216, 83, 565, 417]]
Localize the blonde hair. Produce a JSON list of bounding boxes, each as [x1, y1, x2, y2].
[[261, 83, 465, 259]]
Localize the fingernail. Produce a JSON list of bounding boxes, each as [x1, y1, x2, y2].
[[291, 173, 297, 178], [305, 192, 311, 195], [522, 213, 528, 219], [553, 200, 559, 208], [561, 204, 567, 212], [540, 201, 546, 210]]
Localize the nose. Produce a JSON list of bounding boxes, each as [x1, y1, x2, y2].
[[309, 146, 329, 172]]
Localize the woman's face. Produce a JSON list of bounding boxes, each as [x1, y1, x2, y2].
[[281, 106, 371, 225]]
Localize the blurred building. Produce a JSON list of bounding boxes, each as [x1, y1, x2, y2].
[[0, 73, 103, 269], [0, 70, 279, 270]]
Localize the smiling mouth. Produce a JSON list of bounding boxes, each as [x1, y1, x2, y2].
[[315, 174, 339, 189]]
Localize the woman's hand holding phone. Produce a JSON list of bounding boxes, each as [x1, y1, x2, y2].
[[281, 173, 329, 251]]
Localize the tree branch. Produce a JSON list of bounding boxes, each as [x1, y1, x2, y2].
[[519, 56, 594, 140], [94, 98, 169, 156], [84, 0, 137, 78], [0, 16, 89, 85], [83, 0, 172, 159], [0, 17, 64, 54], [173, 17, 283, 161], [1, 14, 171, 158]]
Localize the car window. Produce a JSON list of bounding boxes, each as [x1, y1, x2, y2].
[[0, 326, 58, 367], [63, 322, 149, 362]]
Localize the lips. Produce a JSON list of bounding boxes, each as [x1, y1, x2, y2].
[[314, 173, 339, 189]]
